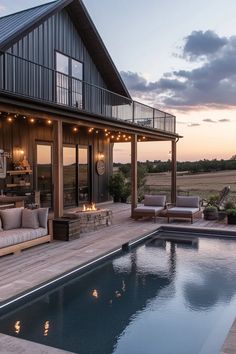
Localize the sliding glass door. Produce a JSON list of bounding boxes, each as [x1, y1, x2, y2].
[[63, 146, 77, 207], [36, 143, 53, 208]]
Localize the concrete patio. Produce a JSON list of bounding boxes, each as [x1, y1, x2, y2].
[[0, 202, 236, 353]]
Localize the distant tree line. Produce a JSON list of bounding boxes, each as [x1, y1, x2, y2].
[[114, 158, 236, 175]]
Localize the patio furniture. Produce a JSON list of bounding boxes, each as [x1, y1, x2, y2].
[[202, 186, 231, 210], [166, 196, 202, 224], [133, 195, 166, 222], [0, 207, 51, 256]]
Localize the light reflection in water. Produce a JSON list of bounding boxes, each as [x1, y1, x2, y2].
[[14, 320, 21, 335]]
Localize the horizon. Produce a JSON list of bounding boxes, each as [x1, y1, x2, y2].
[[1, 0, 235, 163]]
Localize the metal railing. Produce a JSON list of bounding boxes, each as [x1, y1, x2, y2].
[[0, 52, 176, 133]]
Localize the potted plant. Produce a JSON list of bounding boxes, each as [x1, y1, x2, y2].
[[108, 173, 125, 202], [226, 208, 236, 224], [203, 205, 218, 220]]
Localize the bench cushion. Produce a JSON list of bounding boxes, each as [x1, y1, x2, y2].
[[143, 195, 166, 207], [0, 227, 48, 248]]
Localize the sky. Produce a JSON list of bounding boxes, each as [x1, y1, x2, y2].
[[1, 0, 236, 162]]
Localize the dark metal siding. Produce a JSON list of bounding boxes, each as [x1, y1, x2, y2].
[[6, 9, 107, 90]]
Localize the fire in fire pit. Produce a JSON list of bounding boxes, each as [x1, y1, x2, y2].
[[82, 203, 97, 212]]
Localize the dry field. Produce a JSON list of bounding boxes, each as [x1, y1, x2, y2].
[[145, 170, 236, 202]]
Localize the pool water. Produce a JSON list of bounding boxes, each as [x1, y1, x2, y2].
[[1, 233, 236, 354]]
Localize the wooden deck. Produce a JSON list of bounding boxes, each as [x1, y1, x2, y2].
[[0, 202, 236, 353]]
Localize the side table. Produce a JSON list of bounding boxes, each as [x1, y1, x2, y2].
[[53, 218, 80, 241]]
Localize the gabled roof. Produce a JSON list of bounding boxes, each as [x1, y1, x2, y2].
[[0, 0, 130, 98]]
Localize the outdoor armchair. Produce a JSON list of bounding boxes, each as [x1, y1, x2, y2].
[[133, 194, 166, 222], [166, 196, 202, 224]]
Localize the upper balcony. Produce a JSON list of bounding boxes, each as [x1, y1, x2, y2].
[[0, 52, 176, 134]]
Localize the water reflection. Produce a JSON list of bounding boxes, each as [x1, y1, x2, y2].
[[183, 239, 236, 311]]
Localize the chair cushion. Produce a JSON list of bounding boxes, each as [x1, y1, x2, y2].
[[167, 207, 200, 215], [134, 206, 164, 215], [38, 208, 49, 229], [22, 209, 39, 229], [143, 195, 166, 207], [176, 196, 199, 208], [0, 207, 23, 230]]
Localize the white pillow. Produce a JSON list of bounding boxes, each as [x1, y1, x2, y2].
[[0, 207, 23, 230], [22, 209, 39, 229]]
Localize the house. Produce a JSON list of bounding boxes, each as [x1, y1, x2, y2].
[[0, 0, 180, 218]]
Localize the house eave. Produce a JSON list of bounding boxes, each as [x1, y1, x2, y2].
[[0, 92, 180, 141]]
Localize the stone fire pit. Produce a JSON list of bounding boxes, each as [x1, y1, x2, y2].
[[64, 208, 112, 234]]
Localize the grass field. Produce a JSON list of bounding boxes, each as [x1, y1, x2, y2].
[[145, 170, 236, 202]]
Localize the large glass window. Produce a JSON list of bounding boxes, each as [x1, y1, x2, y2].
[[56, 52, 83, 108], [36, 144, 52, 208], [63, 146, 77, 207], [56, 53, 69, 105]]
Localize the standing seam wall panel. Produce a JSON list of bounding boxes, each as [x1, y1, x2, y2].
[[6, 9, 107, 96]]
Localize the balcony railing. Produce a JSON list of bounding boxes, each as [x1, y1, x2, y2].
[[0, 52, 176, 133]]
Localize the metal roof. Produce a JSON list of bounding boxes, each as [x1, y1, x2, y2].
[[0, 1, 59, 47], [0, 0, 130, 98]]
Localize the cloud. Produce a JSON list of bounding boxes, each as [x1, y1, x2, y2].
[[182, 30, 227, 60], [121, 31, 236, 110], [202, 118, 216, 123], [187, 123, 201, 127], [218, 118, 231, 122]]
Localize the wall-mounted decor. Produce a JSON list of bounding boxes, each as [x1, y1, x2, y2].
[[0, 149, 6, 179], [96, 160, 105, 175]]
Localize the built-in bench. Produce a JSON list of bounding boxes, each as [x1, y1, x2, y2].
[[0, 207, 51, 256]]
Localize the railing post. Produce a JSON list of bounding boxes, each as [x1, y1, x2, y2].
[[171, 139, 177, 204], [132, 101, 135, 123], [131, 134, 138, 217]]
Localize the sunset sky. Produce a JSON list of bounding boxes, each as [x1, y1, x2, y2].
[[1, 0, 236, 162]]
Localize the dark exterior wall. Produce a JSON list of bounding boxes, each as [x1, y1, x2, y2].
[[0, 117, 53, 193], [0, 118, 111, 203], [6, 9, 107, 88]]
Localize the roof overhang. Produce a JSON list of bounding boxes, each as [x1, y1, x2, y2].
[[0, 92, 181, 142]]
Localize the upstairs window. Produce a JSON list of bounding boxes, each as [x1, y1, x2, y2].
[[56, 52, 83, 108]]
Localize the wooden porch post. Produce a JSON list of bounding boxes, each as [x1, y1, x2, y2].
[[131, 134, 138, 217], [171, 139, 177, 204], [53, 119, 63, 218]]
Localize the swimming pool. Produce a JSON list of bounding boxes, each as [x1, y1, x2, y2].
[[0, 231, 236, 354]]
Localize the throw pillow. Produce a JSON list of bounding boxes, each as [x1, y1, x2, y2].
[[38, 208, 49, 229], [0, 207, 23, 230], [22, 209, 39, 229]]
